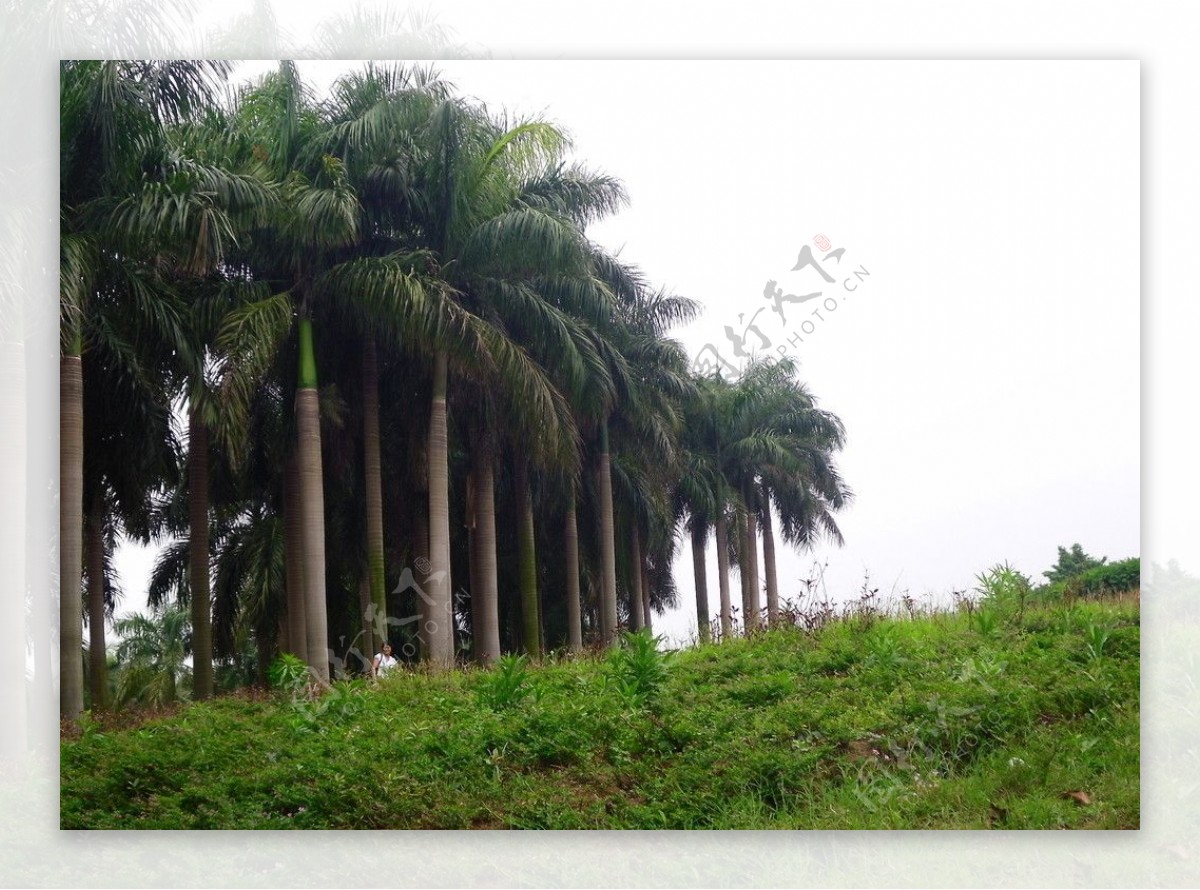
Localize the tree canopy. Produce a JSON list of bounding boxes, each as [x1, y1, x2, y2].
[[59, 60, 851, 718]]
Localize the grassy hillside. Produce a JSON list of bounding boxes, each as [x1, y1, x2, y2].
[[60, 596, 1138, 829]]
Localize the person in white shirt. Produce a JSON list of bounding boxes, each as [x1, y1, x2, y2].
[[372, 641, 398, 679]]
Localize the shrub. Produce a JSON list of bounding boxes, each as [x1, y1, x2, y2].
[[268, 653, 311, 697], [1077, 558, 1140, 597], [287, 678, 368, 733], [477, 655, 534, 710], [1037, 557, 1140, 602], [975, 562, 1033, 616], [606, 629, 671, 707]]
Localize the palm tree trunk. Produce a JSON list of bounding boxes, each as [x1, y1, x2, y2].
[[283, 455, 307, 664], [714, 508, 733, 638], [743, 502, 762, 632], [425, 351, 454, 669], [413, 500, 429, 658], [691, 523, 711, 643], [536, 562, 545, 653], [761, 486, 780, 625], [188, 408, 213, 699], [564, 493, 582, 653], [515, 461, 541, 657], [595, 422, 618, 646], [471, 450, 500, 665], [629, 526, 645, 632], [467, 521, 479, 652], [641, 560, 653, 633], [60, 353, 85, 720], [296, 316, 330, 684], [357, 574, 374, 670], [85, 500, 107, 710], [361, 338, 388, 642]]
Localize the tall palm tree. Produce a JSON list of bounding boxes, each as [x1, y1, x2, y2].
[[563, 487, 583, 652], [408, 98, 624, 664], [604, 282, 697, 637], [215, 63, 447, 680], [318, 64, 452, 653], [675, 373, 729, 642], [59, 59, 227, 720], [753, 370, 851, 621], [708, 357, 851, 630]]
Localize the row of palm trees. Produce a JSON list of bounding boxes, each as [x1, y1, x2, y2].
[[59, 60, 850, 721]]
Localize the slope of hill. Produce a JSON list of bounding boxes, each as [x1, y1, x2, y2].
[[60, 597, 1139, 829]]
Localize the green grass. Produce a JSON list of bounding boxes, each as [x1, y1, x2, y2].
[[60, 598, 1139, 829]]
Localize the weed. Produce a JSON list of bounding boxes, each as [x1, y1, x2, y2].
[[606, 629, 671, 707], [973, 608, 1000, 637], [268, 653, 311, 697], [863, 625, 904, 675], [848, 573, 883, 630], [975, 562, 1033, 619], [288, 678, 367, 732], [1084, 624, 1111, 661], [477, 655, 534, 710]]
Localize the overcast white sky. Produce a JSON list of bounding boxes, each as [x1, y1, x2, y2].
[[114, 59, 1140, 645]]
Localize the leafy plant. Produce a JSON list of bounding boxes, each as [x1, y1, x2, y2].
[[863, 626, 903, 674], [477, 654, 534, 710], [1036, 557, 1140, 603], [975, 562, 1033, 619], [972, 608, 999, 637], [288, 678, 368, 733], [1084, 623, 1111, 661], [269, 653, 311, 698], [606, 629, 671, 707], [112, 606, 192, 709]]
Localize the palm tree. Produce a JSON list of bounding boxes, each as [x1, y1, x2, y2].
[[408, 98, 622, 664], [211, 504, 286, 684], [213, 63, 448, 681], [675, 374, 729, 642], [739, 486, 763, 631], [317, 64, 454, 656], [59, 59, 228, 720], [563, 487, 583, 652], [602, 282, 697, 638], [701, 357, 851, 631], [108, 94, 282, 699], [754, 372, 851, 621], [83, 502, 114, 709], [113, 605, 191, 708], [146, 383, 286, 688], [468, 432, 501, 663]]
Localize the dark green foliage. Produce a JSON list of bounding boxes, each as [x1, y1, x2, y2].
[[1037, 557, 1140, 602], [268, 652, 309, 695], [61, 598, 1138, 829], [1043, 544, 1107, 584], [1075, 558, 1141, 597]]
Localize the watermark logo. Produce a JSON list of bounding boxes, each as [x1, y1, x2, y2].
[[329, 561, 470, 674], [693, 233, 872, 379]]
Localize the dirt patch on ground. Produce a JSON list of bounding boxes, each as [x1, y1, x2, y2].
[[842, 738, 893, 763]]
